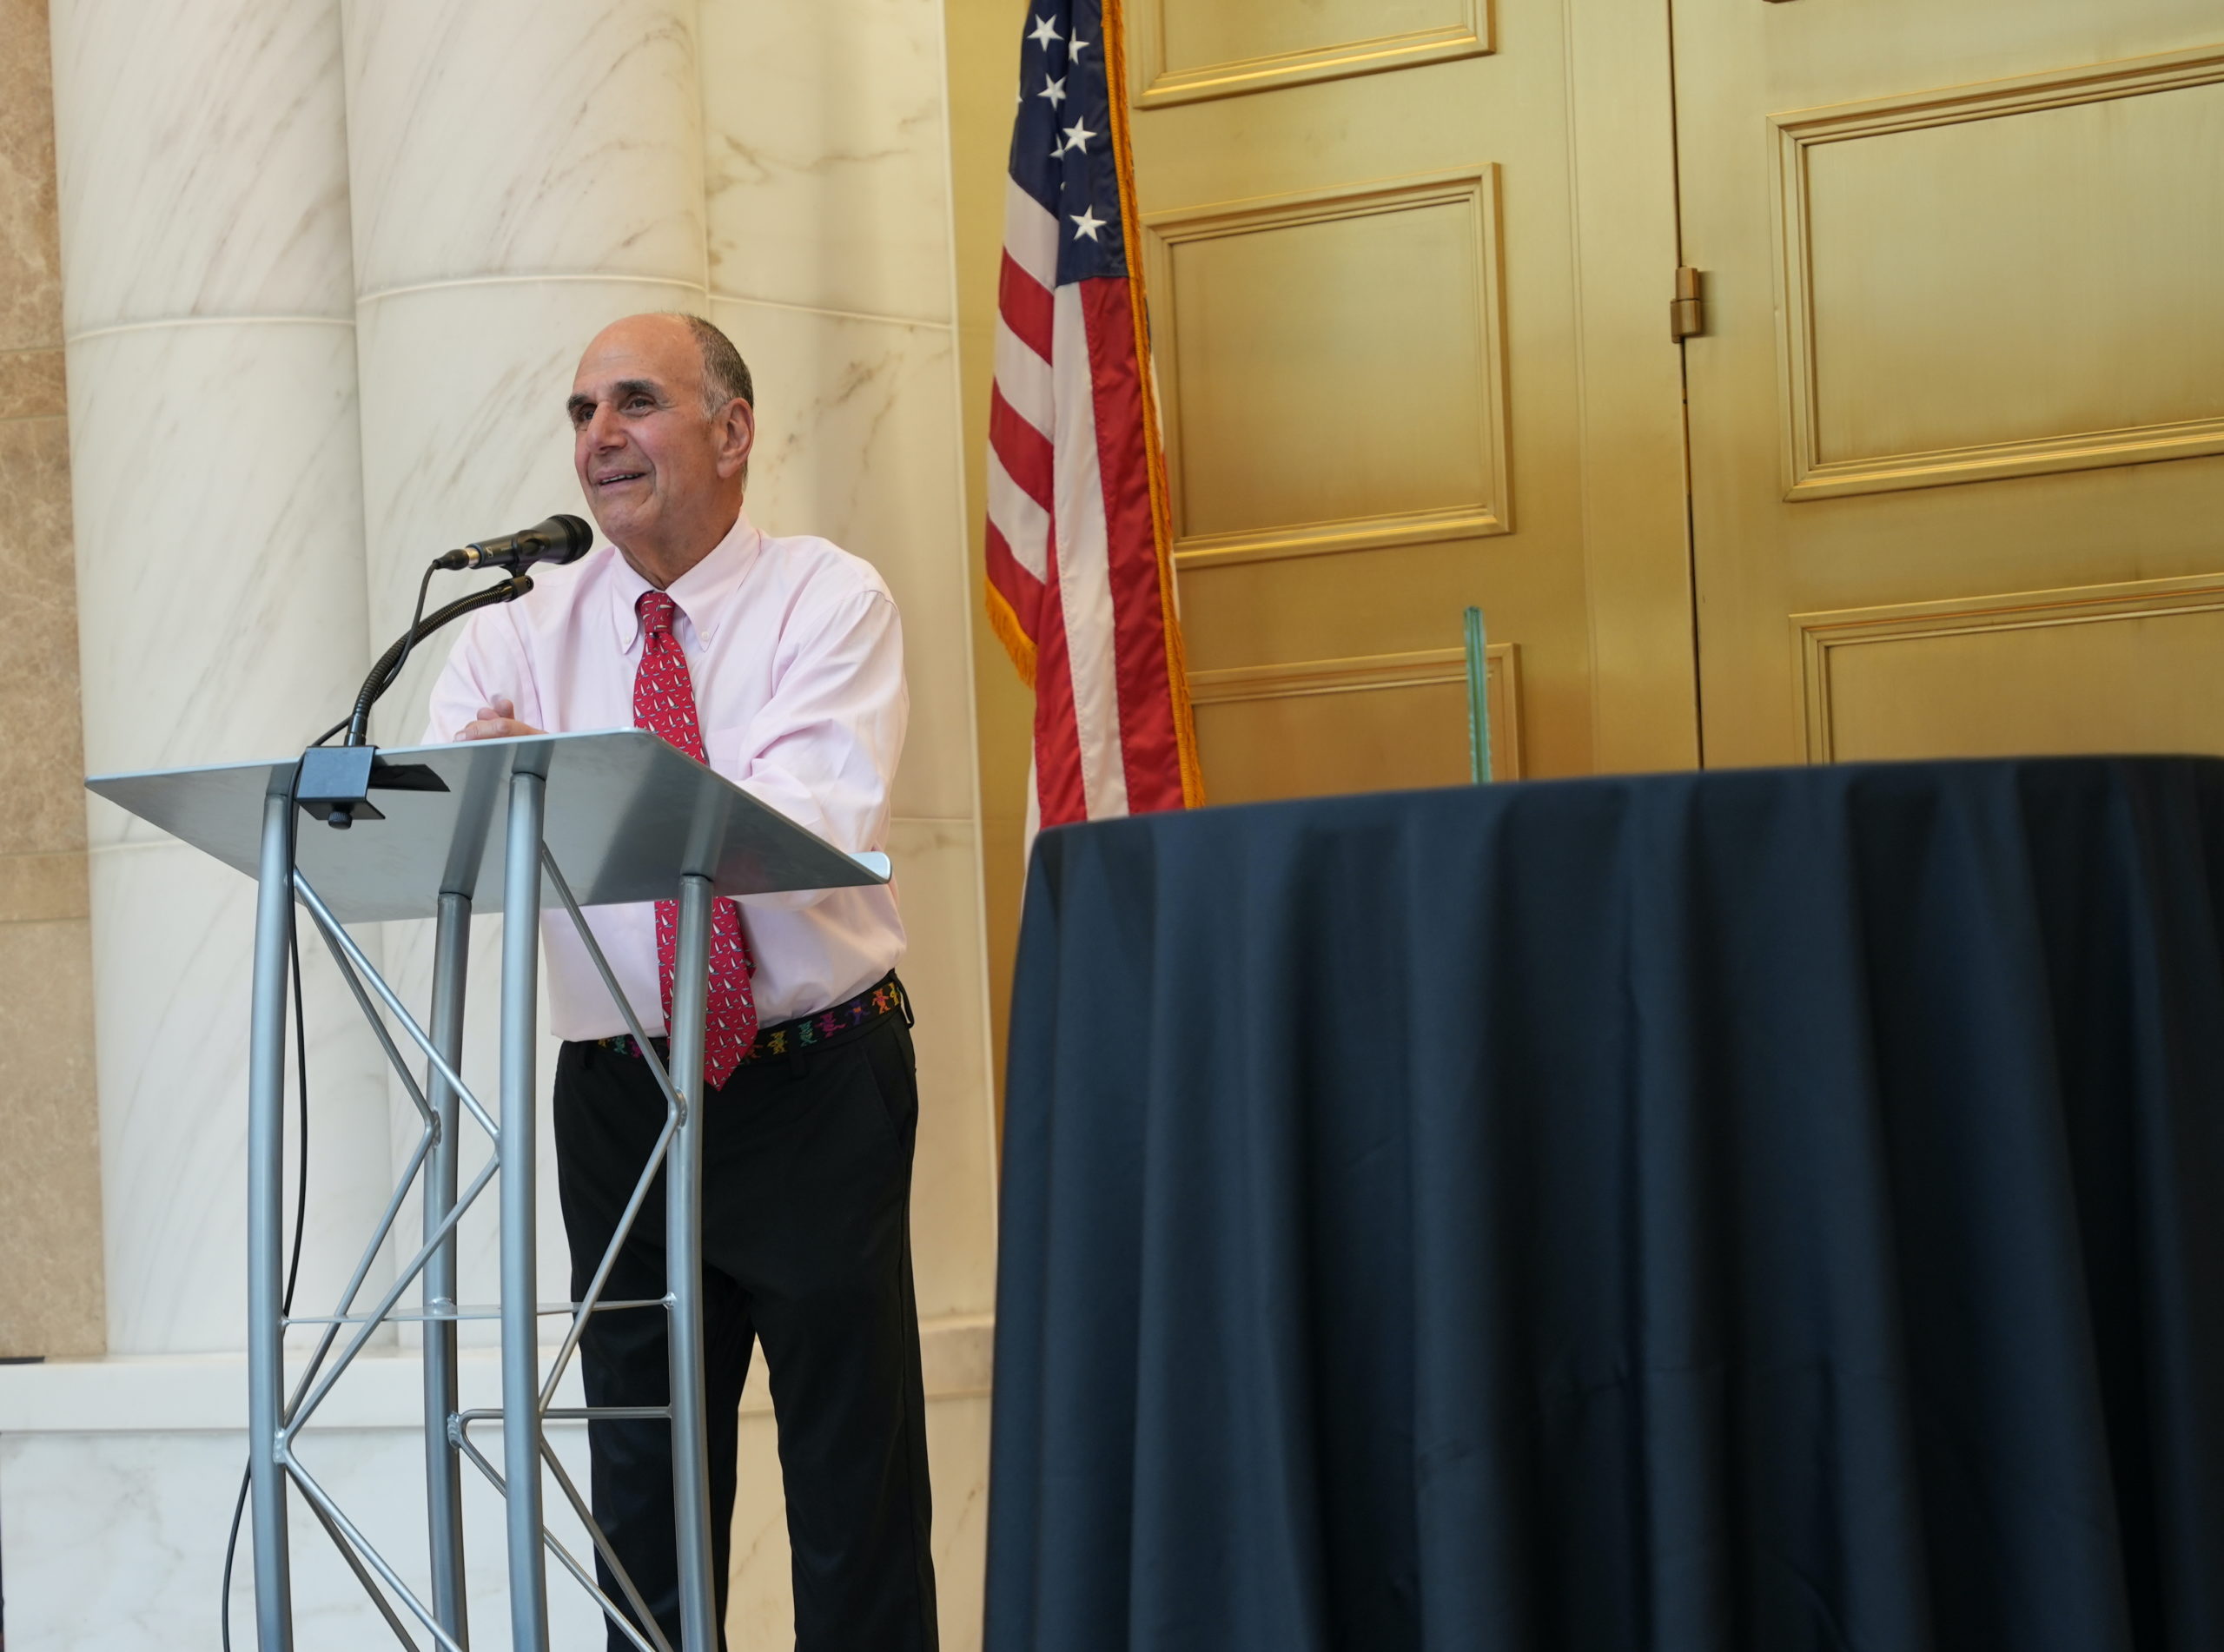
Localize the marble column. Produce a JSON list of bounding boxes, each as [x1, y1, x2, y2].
[[699, 1, 1000, 1643], [339, 0, 710, 1346], [49, 0, 392, 1353]]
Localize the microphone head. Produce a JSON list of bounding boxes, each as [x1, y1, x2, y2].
[[533, 514, 594, 565]]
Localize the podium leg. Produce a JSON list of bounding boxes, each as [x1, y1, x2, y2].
[[248, 789, 295, 1649], [666, 874, 719, 1650], [500, 772, 550, 1649], [425, 890, 472, 1645]]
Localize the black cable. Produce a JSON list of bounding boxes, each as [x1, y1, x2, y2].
[[345, 567, 526, 748], [313, 562, 443, 750], [385, 561, 440, 724], [220, 761, 313, 1651]]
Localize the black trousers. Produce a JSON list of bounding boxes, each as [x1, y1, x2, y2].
[[553, 1007, 938, 1652]]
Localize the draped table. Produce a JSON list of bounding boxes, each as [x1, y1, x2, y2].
[[985, 759, 2224, 1652]]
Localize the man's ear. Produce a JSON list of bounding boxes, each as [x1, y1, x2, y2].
[[717, 399, 755, 482]]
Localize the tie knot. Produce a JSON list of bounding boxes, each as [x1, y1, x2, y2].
[[636, 589, 678, 639]]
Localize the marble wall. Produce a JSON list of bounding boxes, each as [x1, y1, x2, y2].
[[0, 0, 102, 1358]]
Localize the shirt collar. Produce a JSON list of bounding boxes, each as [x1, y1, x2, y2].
[[606, 509, 763, 654]]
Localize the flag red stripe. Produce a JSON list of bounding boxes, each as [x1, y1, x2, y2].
[[1080, 277, 1183, 814], [988, 5, 1197, 829], [1029, 530, 1088, 828], [989, 385, 1056, 514], [997, 252, 1055, 361]]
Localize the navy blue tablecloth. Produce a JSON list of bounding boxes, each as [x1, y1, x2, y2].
[[985, 759, 2224, 1652]]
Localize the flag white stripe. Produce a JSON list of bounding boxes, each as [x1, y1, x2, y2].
[[986, 446, 1050, 582], [1003, 177, 1060, 290], [1023, 750, 1042, 862], [993, 316, 1056, 439], [1051, 285, 1129, 821]]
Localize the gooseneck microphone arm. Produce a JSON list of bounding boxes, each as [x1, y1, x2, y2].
[[343, 573, 536, 748], [316, 515, 590, 750]]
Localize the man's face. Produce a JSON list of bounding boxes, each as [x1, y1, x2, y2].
[[567, 317, 746, 557]]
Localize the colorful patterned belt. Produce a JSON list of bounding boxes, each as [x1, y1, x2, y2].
[[592, 972, 909, 1071]]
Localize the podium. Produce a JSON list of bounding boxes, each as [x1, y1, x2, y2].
[[89, 729, 892, 1652]]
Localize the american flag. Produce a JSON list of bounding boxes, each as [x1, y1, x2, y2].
[[984, 0, 1201, 832]]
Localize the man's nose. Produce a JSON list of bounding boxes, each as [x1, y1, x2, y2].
[[585, 405, 624, 448]]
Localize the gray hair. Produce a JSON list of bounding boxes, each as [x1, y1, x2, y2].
[[660, 312, 752, 486], [663, 313, 753, 414]]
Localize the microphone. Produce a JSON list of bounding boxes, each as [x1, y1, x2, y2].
[[433, 514, 593, 572]]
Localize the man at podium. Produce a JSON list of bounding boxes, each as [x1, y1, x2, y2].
[[423, 312, 937, 1652]]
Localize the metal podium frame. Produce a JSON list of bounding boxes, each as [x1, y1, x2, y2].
[[89, 730, 892, 1652]]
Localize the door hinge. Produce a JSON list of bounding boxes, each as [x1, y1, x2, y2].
[[1671, 267, 1704, 341]]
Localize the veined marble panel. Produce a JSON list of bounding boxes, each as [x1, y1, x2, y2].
[[0, 1421, 605, 1649], [886, 816, 997, 1322], [712, 297, 975, 822], [47, 0, 354, 333], [353, 276, 708, 747], [700, 0, 957, 325], [0, 1357, 987, 1649], [342, 0, 706, 294], [0, 0, 63, 353], [0, 912, 103, 1358], [68, 320, 367, 847], [88, 839, 394, 1355], [0, 408, 86, 861]]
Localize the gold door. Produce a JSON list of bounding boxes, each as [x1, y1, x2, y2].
[[1122, 0, 1700, 799], [1675, 0, 2224, 764]]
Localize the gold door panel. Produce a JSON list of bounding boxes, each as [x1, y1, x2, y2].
[[1189, 644, 1523, 803], [1796, 573, 2224, 763], [1125, 0, 1699, 796], [1131, 0, 1490, 108], [1774, 47, 2224, 499], [1143, 169, 1509, 565], [1676, 0, 2224, 768]]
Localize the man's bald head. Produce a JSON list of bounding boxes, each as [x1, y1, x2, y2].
[[668, 314, 752, 418], [568, 313, 757, 586]]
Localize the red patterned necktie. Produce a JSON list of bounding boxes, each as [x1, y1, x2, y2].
[[633, 589, 757, 1087]]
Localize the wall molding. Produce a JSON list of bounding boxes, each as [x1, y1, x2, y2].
[[1188, 642, 1522, 776], [1771, 43, 2224, 500], [1143, 166, 1509, 569], [1129, 0, 1490, 109], [1791, 570, 2224, 761]]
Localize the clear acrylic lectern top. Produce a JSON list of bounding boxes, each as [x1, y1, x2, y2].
[[86, 727, 891, 922]]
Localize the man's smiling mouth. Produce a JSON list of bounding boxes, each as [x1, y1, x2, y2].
[[596, 470, 647, 487]]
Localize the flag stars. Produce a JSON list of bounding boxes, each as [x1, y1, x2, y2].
[[1071, 205, 1107, 241], [1069, 33, 1090, 58], [1059, 117, 1097, 155], [1038, 73, 1067, 106], [1029, 14, 1062, 50]]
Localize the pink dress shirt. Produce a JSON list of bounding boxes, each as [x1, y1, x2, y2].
[[423, 510, 908, 1041]]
